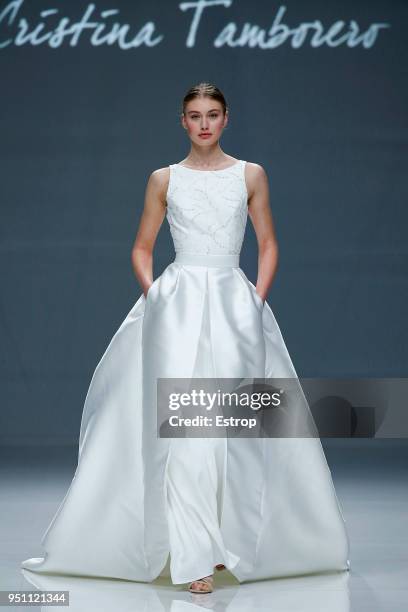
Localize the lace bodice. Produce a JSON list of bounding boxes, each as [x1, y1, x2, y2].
[[165, 160, 248, 255]]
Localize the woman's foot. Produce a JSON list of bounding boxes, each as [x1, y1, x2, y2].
[[188, 574, 214, 593]]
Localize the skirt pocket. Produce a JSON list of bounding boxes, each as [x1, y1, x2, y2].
[[234, 268, 265, 312]]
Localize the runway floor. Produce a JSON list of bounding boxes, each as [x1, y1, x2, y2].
[[1, 439, 407, 611]]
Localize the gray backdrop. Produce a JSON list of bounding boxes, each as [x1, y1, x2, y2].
[[1, 0, 406, 444]]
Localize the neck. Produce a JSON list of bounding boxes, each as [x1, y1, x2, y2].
[[185, 144, 227, 167]]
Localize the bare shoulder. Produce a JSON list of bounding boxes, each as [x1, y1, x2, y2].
[[146, 165, 171, 203], [244, 162, 269, 199], [245, 161, 268, 181], [149, 165, 170, 188]]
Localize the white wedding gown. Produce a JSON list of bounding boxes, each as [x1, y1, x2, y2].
[[21, 160, 350, 584]]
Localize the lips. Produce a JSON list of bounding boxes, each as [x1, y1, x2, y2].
[[199, 133, 212, 138]]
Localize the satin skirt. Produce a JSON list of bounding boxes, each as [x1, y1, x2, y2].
[[21, 252, 350, 584]]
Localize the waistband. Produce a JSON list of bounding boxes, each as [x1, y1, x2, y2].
[[174, 252, 240, 268]]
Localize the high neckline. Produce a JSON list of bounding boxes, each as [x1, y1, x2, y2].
[[175, 160, 241, 172]]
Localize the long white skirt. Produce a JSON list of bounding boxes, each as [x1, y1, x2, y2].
[[164, 286, 240, 584], [21, 252, 350, 584]]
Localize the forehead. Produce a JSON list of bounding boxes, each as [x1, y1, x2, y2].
[[185, 98, 223, 113]]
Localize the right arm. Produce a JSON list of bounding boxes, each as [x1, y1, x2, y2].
[[130, 167, 169, 297]]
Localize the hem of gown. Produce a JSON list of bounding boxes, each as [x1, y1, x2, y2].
[[170, 567, 215, 585], [170, 558, 232, 585]]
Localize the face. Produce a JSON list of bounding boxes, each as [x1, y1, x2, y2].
[[182, 97, 228, 144]]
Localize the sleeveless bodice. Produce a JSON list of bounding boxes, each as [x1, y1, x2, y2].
[[165, 160, 248, 256]]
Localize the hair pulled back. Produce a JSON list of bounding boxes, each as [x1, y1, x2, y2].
[[181, 82, 228, 116]]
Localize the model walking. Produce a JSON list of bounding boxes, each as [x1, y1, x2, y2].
[[22, 82, 350, 594]]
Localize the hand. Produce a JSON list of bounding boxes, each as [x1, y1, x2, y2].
[[144, 281, 154, 299], [256, 291, 265, 304]]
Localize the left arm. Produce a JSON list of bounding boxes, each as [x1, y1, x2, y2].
[[245, 163, 279, 302]]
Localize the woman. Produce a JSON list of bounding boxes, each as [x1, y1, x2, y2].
[[22, 82, 350, 594]]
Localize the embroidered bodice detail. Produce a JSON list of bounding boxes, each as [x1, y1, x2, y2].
[[165, 160, 248, 255]]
